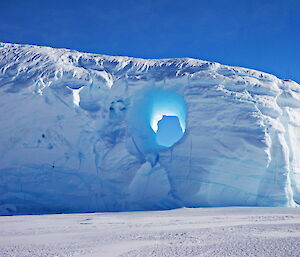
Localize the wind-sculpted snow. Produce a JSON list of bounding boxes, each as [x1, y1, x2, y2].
[[0, 42, 299, 215]]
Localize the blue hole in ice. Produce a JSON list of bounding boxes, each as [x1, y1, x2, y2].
[[128, 88, 186, 152], [155, 115, 184, 147]]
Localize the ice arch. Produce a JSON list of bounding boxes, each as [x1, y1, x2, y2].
[[128, 88, 186, 153]]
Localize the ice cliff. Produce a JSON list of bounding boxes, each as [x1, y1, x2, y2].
[[0, 42, 299, 215]]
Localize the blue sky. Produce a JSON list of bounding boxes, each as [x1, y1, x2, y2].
[[1, 0, 299, 82]]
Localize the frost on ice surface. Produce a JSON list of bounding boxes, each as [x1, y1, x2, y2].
[[0, 42, 299, 215]]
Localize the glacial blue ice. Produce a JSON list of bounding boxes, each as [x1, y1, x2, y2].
[[0, 42, 299, 215], [128, 88, 186, 153]]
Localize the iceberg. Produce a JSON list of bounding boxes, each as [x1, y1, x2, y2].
[[0, 42, 299, 215]]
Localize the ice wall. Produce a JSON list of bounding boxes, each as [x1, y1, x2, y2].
[[0, 42, 299, 215]]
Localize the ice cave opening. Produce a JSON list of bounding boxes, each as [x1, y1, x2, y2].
[[128, 88, 186, 153], [154, 115, 184, 147]]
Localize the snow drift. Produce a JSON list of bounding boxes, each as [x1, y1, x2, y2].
[[0, 42, 299, 215]]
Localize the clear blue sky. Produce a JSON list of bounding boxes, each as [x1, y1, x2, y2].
[[1, 0, 299, 82]]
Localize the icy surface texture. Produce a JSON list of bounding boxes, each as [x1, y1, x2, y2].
[[0, 42, 299, 215]]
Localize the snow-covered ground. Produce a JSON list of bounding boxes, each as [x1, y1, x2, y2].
[[0, 207, 299, 257]]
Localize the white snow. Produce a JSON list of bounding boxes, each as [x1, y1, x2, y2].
[[0, 207, 299, 257], [0, 42, 300, 214]]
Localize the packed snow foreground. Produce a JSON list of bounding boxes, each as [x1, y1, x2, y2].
[[0, 43, 299, 215]]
